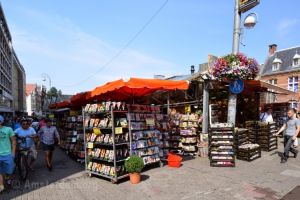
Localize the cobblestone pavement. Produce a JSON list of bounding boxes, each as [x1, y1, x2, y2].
[[1, 141, 300, 200]]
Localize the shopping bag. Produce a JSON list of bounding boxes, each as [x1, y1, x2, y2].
[[293, 138, 298, 148]]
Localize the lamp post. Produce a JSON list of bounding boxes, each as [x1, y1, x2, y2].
[[42, 73, 52, 90], [227, 0, 259, 125]]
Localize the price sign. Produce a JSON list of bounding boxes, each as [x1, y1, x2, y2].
[[146, 118, 155, 126], [93, 128, 102, 135], [185, 105, 191, 114], [73, 131, 78, 136], [87, 142, 94, 149], [115, 127, 123, 134]]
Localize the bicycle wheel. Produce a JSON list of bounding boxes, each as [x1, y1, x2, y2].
[[18, 153, 29, 181]]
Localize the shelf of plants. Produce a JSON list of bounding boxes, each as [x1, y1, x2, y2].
[[234, 128, 249, 152], [237, 143, 261, 162], [84, 102, 130, 183], [61, 113, 85, 163], [168, 113, 182, 154], [156, 114, 171, 160], [128, 104, 162, 167], [246, 121, 278, 152], [209, 123, 235, 167], [180, 114, 199, 156]]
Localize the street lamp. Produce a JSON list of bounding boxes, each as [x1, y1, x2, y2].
[[228, 0, 259, 125], [41, 73, 52, 90]]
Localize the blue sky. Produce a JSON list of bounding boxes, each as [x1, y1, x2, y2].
[[2, 0, 300, 94]]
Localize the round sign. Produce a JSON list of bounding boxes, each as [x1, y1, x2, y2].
[[229, 78, 244, 94]]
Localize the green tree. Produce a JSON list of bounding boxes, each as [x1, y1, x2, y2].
[[47, 87, 62, 103]]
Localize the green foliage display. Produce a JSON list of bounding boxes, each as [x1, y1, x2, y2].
[[124, 155, 144, 173]]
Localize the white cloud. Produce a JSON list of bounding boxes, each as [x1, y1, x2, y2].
[[10, 8, 182, 94], [277, 19, 299, 35]]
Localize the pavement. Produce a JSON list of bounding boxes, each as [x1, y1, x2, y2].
[[1, 140, 300, 200]]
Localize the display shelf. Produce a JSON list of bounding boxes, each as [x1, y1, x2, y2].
[[84, 102, 130, 183], [209, 125, 235, 167], [237, 146, 261, 162], [246, 121, 278, 152]]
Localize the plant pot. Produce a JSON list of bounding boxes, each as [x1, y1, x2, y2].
[[129, 173, 141, 184]]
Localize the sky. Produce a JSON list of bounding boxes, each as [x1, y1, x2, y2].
[[2, 0, 300, 94]]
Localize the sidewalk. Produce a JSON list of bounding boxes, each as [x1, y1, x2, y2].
[[1, 142, 300, 200]]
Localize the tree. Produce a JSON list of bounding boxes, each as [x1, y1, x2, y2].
[[47, 87, 62, 103]]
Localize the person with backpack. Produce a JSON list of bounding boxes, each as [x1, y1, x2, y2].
[[38, 119, 60, 171]]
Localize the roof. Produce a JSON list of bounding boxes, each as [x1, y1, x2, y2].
[[261, 46, 300, 76], [26, 84, 37, 96], [165, 75, 191, 81]]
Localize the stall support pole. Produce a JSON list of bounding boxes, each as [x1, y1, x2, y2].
[[227, 0, 241, 126], [167, 93, 170, 114], [202, 81, 209, 134]]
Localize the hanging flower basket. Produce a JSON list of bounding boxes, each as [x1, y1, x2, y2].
[[210, 53, 259, 81]]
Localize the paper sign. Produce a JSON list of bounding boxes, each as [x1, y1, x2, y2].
[[185, 105, 191, 114], [146, 118, 155, 126], [93, 128, 102, 135], [115, 127, 123, 134], [87, 142, 94, 149]]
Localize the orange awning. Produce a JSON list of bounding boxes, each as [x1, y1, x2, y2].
[[90, 77, 189, 101], [70, 91, 92, 106], [55, 100, 71, 109]]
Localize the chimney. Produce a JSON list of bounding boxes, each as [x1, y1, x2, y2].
[[269, 44, 277, 56], [191, 65, 195, 74]]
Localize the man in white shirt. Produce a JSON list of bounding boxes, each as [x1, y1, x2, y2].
[[260, 107, 273, 123]]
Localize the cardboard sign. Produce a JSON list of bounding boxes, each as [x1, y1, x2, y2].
[[87, 142, 94, 149], [146, 118, 155, 126], [93, 128, 102, 135], [115, 127, 123, 134]]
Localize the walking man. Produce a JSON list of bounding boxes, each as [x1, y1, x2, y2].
[[38, 119, 60, 171], [0, 115, 16, 193], [14, 119, 38, 171], [275, 109, 299, 163]]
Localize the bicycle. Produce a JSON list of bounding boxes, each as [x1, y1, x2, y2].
[[15, 136, 35, 181]]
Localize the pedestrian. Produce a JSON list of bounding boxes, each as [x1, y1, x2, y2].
[[13, 117, 21, 131], [0, 115, 16, 193], [14, 119, 38, 171], [260, 107, 274, 123], [275, 109, 299, 163], [39, 117, 46, 129], [38, 119, 60, 171]]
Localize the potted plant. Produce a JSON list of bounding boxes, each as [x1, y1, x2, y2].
[[125, 155, 144, 184]]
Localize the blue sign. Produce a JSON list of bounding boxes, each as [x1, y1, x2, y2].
[[229, 78, 244, 94]]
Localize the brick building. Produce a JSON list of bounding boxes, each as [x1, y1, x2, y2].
[[260, 44, 300, 109]]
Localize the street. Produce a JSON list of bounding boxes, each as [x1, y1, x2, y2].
[[1, 140, 300, 200]]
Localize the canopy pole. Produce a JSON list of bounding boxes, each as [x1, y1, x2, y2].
[[167, 92, 170, 114]]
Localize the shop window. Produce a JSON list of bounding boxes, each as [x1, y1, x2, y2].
[[288, 76, 298, 92]]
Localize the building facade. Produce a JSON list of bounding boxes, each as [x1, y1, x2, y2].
[[0, 4, 26, 115], [260, 44, 300, 109], [26, 84, 43, 116]]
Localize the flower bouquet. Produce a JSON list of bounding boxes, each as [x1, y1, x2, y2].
[[210, 53, 259, 81]]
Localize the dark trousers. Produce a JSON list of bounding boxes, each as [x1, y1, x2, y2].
[[283, 135, 298, 160]]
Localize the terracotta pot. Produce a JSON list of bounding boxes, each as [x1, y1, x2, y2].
[[129, 173, 141, 184]]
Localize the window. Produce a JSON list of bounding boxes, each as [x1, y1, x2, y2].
[[272, 63, 280, 71], [290, 102, 298, 109], [288, 76, 298, 92], [293, 58, 299, 66], [268, 79, 277, 85]]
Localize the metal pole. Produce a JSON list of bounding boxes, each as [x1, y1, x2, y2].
[[227, 0, 241, 125], [202, 81, 209, 134]]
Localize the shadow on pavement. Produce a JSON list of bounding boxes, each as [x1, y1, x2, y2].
[[1, 148, 84, 200]]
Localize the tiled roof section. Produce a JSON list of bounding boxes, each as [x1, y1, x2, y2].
[[166, 75, 191, 81], [261, 46, 300, 76], [26, 84, 37, 96]]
